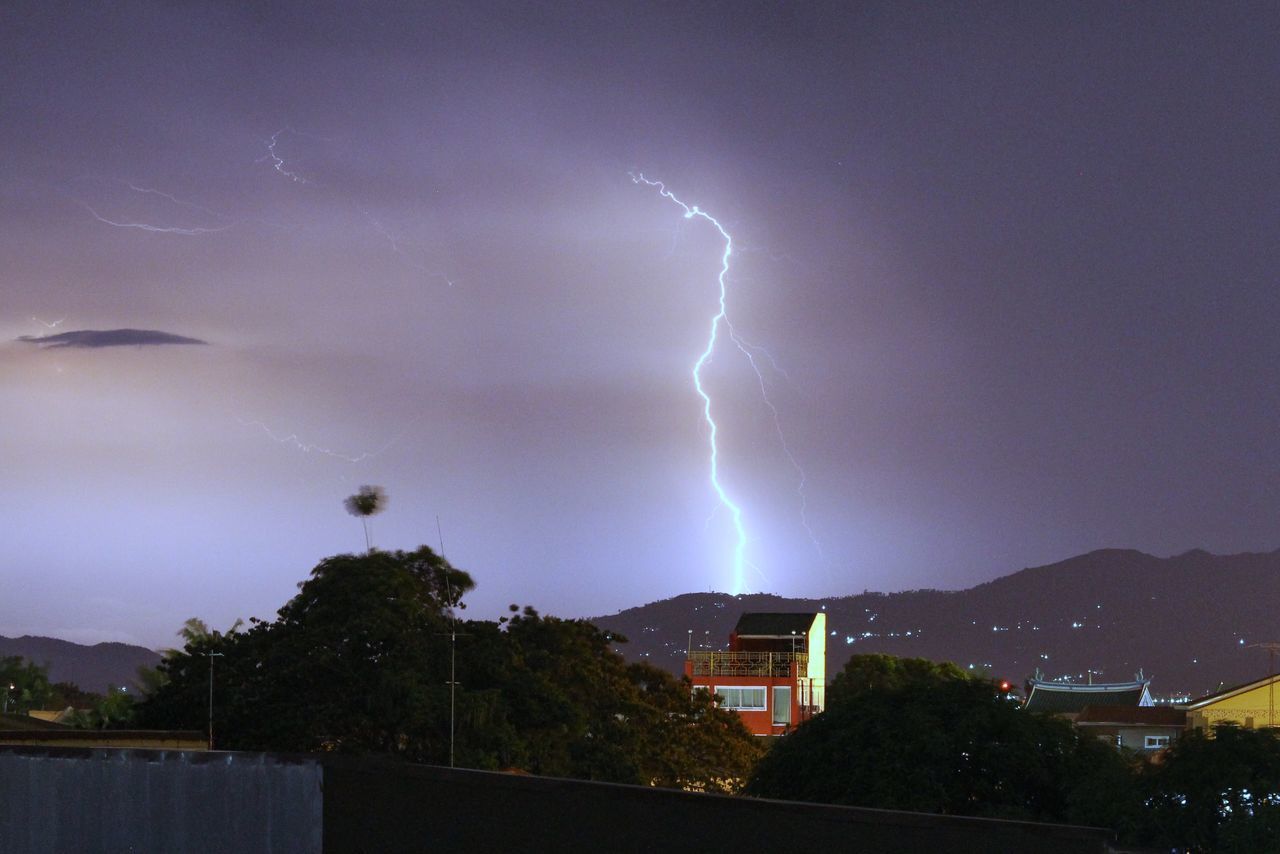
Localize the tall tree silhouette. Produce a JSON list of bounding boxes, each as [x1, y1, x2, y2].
[[344, 485, 388, 551]]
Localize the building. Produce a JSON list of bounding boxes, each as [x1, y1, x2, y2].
[[684, 612, 825, 736], [1073, 705, 1187, 752], [1022, 678, 1153, 721], [1185, 673, 1280, 730]]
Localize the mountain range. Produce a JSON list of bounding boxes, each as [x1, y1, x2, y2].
[[0, 635, 161, 695], [591, 548, 1280, 700], [6, 548, 1276, 701]]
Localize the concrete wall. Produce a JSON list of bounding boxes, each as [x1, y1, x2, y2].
[[0, 747, 322, 854]]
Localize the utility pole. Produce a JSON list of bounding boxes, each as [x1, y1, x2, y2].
[[1248, 643, 1280, 728], [205, 652, 224, 750], [437, 514, 468, 769]]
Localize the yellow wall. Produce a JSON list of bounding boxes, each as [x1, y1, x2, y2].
[[806, 613, 826, 712], [1190, 680, 1280, 730]]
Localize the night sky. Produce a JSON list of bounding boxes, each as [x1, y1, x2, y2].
[[3, 3, 1278, 649]]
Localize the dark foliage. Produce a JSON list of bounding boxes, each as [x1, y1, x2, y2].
[[136, 547, 762, 790], [1139, 724, 1280, 852], [745, 654, 1139, 829]]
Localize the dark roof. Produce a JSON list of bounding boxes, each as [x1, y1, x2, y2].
[[1023, 681, 1150, 714], [1075, 705, 1187, 727], [733, 613, 819, 637]]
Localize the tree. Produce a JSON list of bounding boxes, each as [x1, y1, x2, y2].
[[745, 654, 1139, 828], [137, 547, 471, 756], [343, 485, 388, 551], [0, 656, 53, 714], [135, 547, 764, 789], [1139, 724, 1280, 852]]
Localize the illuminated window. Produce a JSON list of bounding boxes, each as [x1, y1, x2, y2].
[[772, 686, 791, 724], [715, 686, 767, 710], [1144, 735, 1171, 749]]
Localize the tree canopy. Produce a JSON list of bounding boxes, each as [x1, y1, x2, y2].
[[1139, 724, 1280, 852], [136, 547, 762, 790], [745, 653, 1138, 828]]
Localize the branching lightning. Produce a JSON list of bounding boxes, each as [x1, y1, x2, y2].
[[729, 329, 824, 560], [237, 418, 400, 464], [634, 173, 825, 592], [631, 173, 749, 594]]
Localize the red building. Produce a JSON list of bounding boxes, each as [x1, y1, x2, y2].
[[684, 612, 826, 736]]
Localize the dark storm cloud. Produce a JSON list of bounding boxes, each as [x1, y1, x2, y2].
[[17, 329, 209, 349]]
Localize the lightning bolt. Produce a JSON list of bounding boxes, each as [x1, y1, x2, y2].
[[31, 317, 65, 330], [632, 173, 749, 594], [237, 418, 400, 464]]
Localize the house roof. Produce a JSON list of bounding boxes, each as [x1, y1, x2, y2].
[[0, 713, 69, 731], [733, 613, 819, 637], [1075, 705, 1187, 727], [1023, 680, 1152, 714], [1184, 672, 1280, 709]]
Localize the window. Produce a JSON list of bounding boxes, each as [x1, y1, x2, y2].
[[1144, 735, 1171, 749], [772, 686, 791, 725], [714, 686, 767, 710]]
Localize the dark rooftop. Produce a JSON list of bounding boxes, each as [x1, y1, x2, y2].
[[733, 613, 819, 637], [1023, 681, 1150, 714]]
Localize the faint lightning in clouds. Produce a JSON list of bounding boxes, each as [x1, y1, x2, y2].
[[259, 129, 311, 184], [632, 173, 749, 594], [77, 200, 235, 236], [32, 317, 65, 330], [238, 418, 400, 464], [360, 209, 457, 287]]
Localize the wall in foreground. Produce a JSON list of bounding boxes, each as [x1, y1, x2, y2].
[[0, 746, 1112, 854], [0, 747, 322, 854]]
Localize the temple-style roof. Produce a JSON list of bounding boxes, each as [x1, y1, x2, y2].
[[1023, 679, 1152, 714], [732, 613, 819, 638]]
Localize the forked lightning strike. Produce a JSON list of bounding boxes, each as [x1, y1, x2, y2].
[[633, 174, 823, 592], [631, 173, 749, 594]]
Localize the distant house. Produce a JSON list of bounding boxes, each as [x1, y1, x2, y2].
[[1185, 673, 1280, 731], [1022, 678, 1153, 721], [1073, 705, 1186, 752], [684, 612, 826, 736]]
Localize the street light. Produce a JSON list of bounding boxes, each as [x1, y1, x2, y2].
[[205, 652, 224, 750], [3, 683, 13, 714]]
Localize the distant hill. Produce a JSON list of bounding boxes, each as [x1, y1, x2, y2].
[[0, 635, 161, 694], [590, 548, 1280, 700]]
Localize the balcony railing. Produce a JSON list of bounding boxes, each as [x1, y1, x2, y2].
[[688, 651, 808, 678]]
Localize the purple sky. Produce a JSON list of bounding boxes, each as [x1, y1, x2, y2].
[[3, 3, 1278, 649]]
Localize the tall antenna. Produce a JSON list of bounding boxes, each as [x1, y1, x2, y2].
[[1248, 642, 1280, 728]]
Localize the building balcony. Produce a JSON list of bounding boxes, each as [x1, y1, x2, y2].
[[687, 651, 808, 678]]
